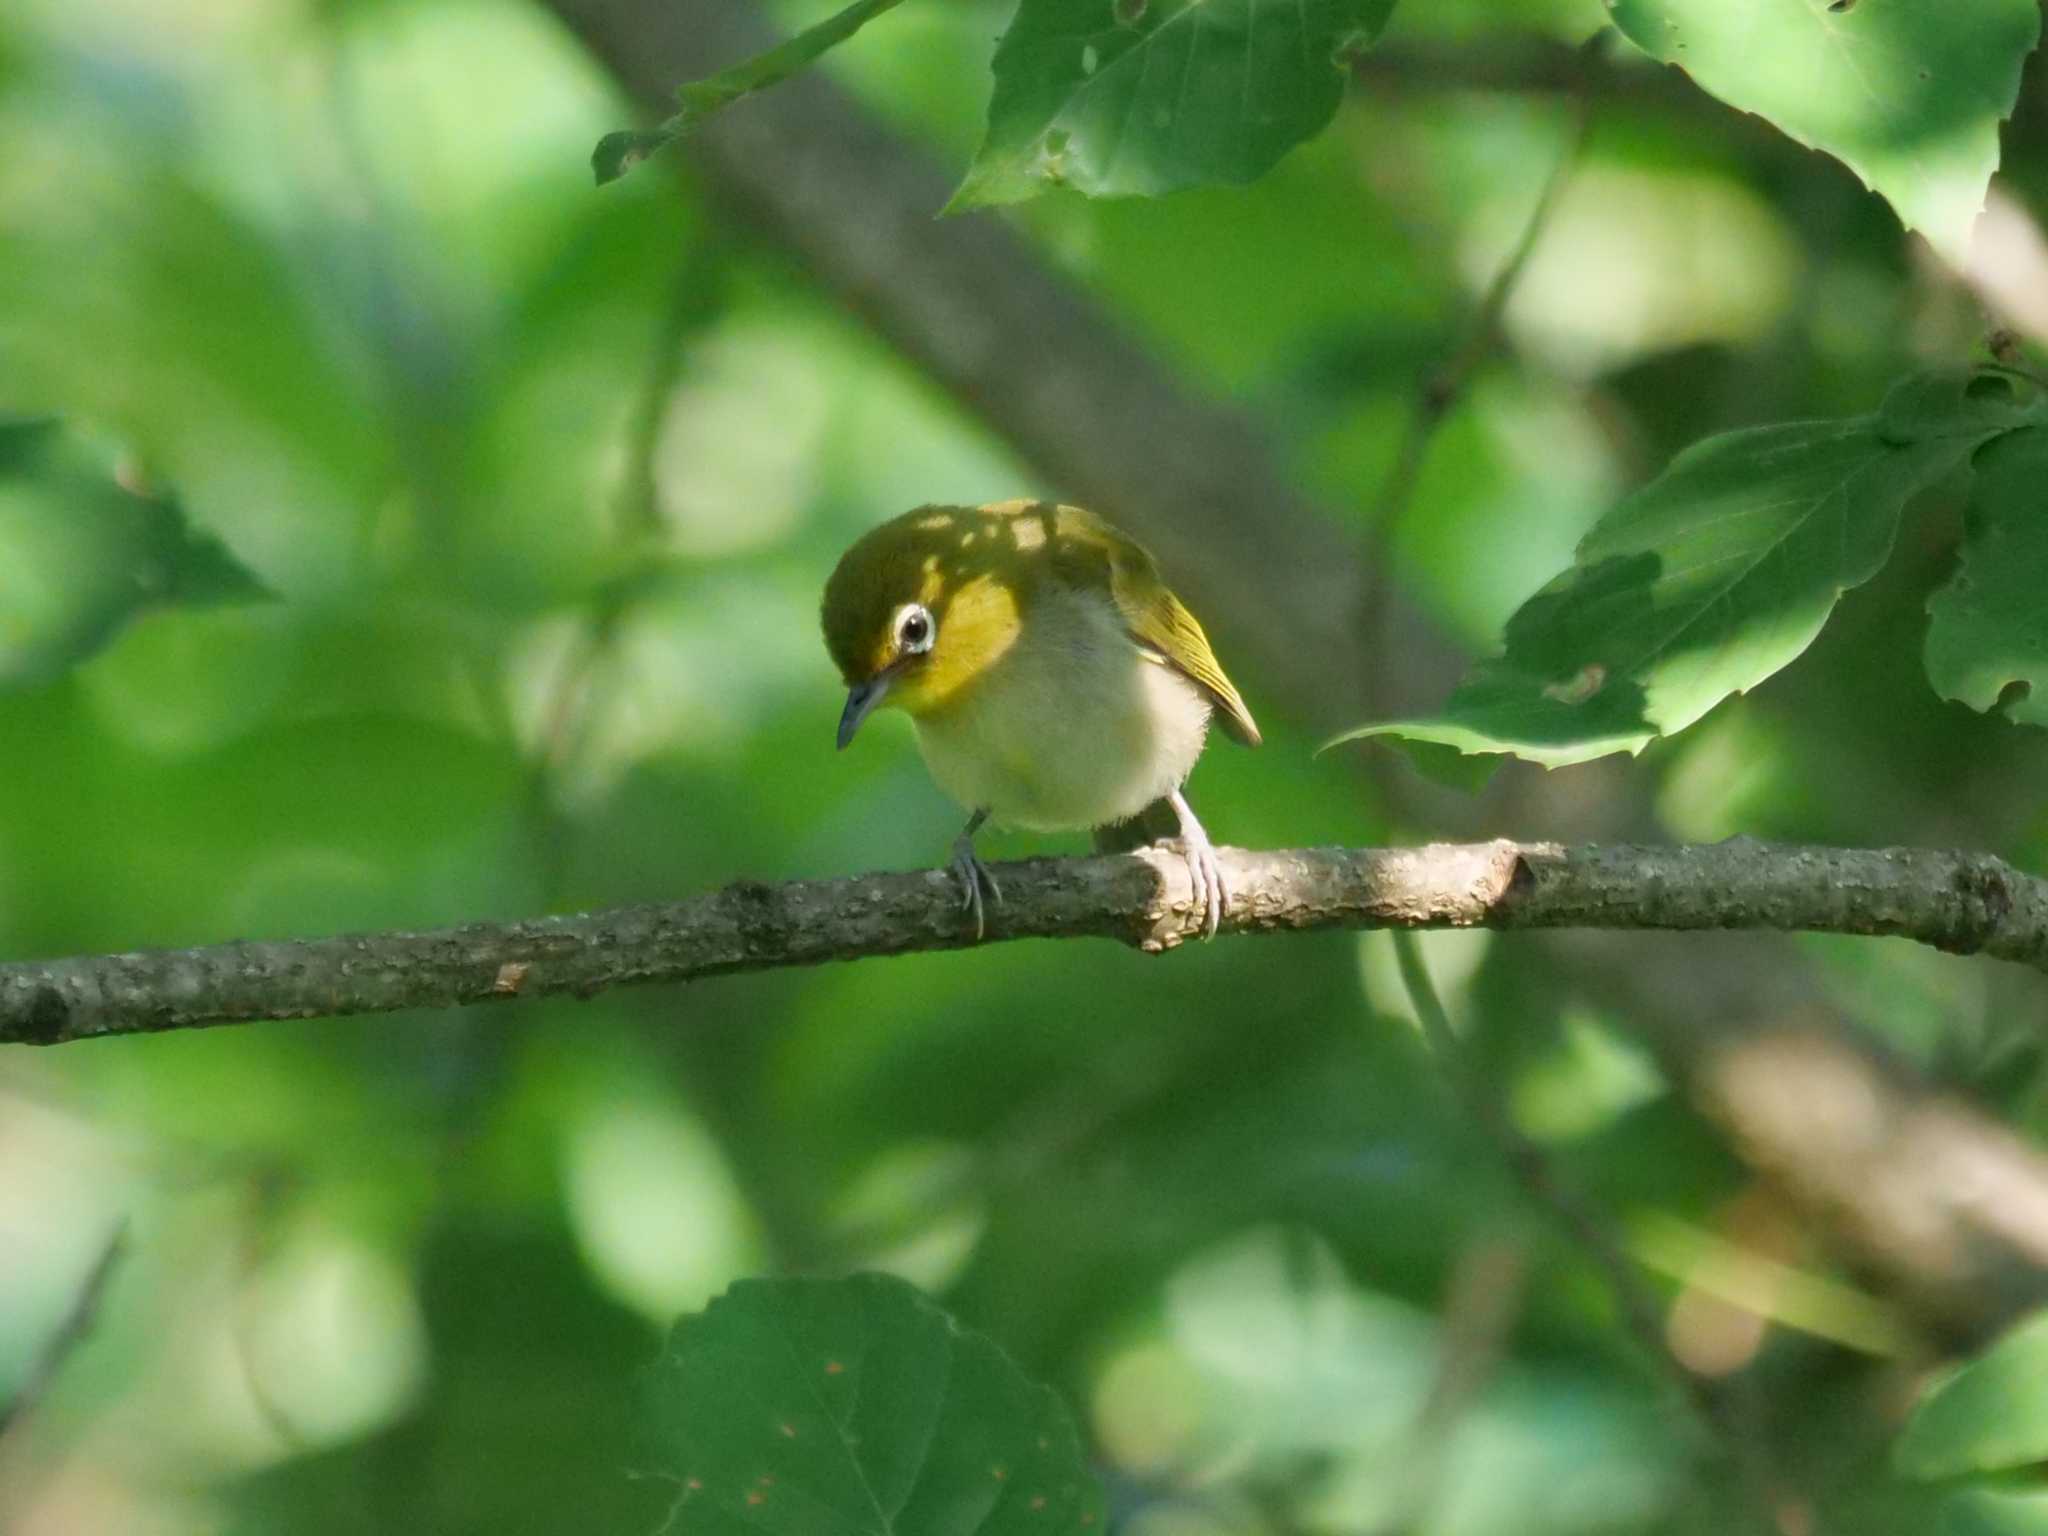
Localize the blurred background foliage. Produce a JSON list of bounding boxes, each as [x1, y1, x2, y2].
[[2, 0, 2048, 1532]]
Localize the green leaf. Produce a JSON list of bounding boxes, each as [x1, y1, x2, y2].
[[1333, 376, 2029, 769], [1926, 425, 2048, 728], [591, 129, 673, 186], [592, 0, 909, 184], [1879, 369, 2045, 446], [1391, 738, 1503, 794], [644, 1272, 1105, 1536], [1605, 0, 2041, 267], [0, 418, 270, 690], [169, 520, 271, 606], [1943, 1486, 2048, 1536], [1897, 1308, 2048, 1480], [0, 416, 62, 472], [949, 0, 1397, 209]]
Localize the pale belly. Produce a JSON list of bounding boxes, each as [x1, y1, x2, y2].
[[911, 593, 1213, 832]]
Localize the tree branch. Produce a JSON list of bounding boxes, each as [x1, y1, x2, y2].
[[6, 840, 2047, 1046], [543, 0, 1465, 725], [507, 0, 2048, 1344]]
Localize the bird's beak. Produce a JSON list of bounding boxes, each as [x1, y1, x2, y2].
[[837, 672, 892, 750]]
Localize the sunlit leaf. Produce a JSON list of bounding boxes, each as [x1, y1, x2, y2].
[[0, 418, 268, 690], [1606, 0, 2041, 266], [1331, 374, 2038, 769], [1897, 1308, 2048, 1479], [644, 1272, 1104, 1536], [1942, 1485, 2048, 1536], [1925, 425, 2048, 728], [949, 0, 1396, 209]]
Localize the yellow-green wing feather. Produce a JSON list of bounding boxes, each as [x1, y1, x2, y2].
[[1064, 507, 1261, 748], [1118, 575, 1262, 746], [980, 499, 1261, 746]]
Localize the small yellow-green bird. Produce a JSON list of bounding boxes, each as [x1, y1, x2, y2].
[[822, 499, 1259, 940]]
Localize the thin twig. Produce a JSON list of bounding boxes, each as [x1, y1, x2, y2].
[[542, 244, 729, 766], [1351, 48, 1596, 814], [0, 1221, 128, 1444], [526, 241, 732, 889], [593, 0, 910, 181], [1390, 931, 1783, 1530], [1392, 931, 1674, 1365], [1365, 104, 1593, 540]]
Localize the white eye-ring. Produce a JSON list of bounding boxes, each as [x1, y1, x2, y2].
[[895, 602, 936, 655]]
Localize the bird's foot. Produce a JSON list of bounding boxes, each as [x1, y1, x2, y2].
[[949, 834, 1003, 941], [1166, 790, 1226, 940]]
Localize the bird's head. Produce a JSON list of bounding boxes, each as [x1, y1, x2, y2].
[[821, 504, 1051, 748]]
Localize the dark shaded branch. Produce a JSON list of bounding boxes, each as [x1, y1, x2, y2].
[[7, 840, 2048, 1046], [1687, 1017, 2048, 1346], [543, 0, 1465, 725], [524, 0, 2048, 1346]]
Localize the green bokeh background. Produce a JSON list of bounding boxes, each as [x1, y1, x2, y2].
[[3, 0, 2047, 1531]]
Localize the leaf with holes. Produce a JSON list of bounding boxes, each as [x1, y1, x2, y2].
[[1329, 372, 2038, 771], [0, 418, 268, 690], [949, 0, 1396, 209], [1879, 369, 2047, 446], [642, 1272, 1104, 1536], [1896, 1307, 2048, 1480], [1606, 0, 2040, 266], [1926, 425, 2048, 728]]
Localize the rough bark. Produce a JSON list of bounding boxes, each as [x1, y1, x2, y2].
[[8, 840, 2047, 1045], [505, 1, 2048, 1345]]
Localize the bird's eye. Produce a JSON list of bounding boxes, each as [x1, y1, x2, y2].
[[896, 603, 935, 654]]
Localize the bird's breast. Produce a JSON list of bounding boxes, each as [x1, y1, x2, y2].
[[910, 586, 1212, 831]]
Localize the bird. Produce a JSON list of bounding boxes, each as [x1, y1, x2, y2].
[[821, 499, 1259, 941]]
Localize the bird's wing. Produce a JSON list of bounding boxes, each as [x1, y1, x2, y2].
[[1084, 513, 1262, 748], [1119, 580, 1263, 747]]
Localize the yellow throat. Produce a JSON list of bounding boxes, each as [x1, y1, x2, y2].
[[821, 500, 1257, 833], [822, 499, 1257, 940]]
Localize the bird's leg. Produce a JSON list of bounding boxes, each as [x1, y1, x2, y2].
[[948, 807, 1003, 940], [1167, 788, 1226, 940]]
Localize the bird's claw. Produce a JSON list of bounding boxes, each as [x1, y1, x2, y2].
[[1170, 831, 1226, 941], [949, 837, 1003, 940]]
